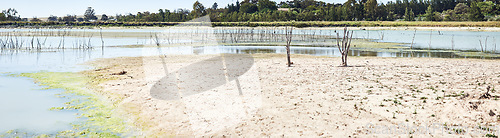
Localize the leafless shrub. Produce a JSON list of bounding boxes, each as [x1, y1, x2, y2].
[[336, 27, 353, 67]]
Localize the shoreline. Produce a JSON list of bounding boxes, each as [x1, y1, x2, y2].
[[81, 54, 500, 137]]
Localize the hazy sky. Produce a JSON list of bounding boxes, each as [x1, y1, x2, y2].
[[1, 0, 391, 18]]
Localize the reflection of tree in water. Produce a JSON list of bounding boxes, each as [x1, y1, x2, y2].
[[240, 48, 276, 54]]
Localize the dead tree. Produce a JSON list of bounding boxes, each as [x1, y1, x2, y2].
[[150, 32, 160, 46], [336, 27, 353, 67], [285, 26, 293, 67]]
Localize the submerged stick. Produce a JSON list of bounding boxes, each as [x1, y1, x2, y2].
[[410, 29, 416, 49], [494, 37, 497, 53], [451, 35, 454, 50], [428, 30, 432, 50], [100, 28, 104, 52], [485, 36, 488, 53], [479, 39, 484, 52]]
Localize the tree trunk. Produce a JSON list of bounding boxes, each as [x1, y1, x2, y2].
[[285, 26, 293, 67], [286, 46, 291, 67]]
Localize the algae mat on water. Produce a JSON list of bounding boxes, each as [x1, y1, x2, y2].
[[1, 72, 134, 137]]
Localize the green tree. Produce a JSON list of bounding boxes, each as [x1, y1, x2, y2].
[[404, 7, 415, 21], [192, 1, 206, 18], [236, 0, 240, 11], [424, 5, 435, 21], [30, 17, 41, 22], [376, 3, 388, 21], [364, 0, 377, 20], [101, 14, 109, 21], [2, 8, 20, 21], [469, 2, 484, 21], [257, 0, 278, 12], [48, 15, 58, 21], [62, 15, 76, 22], [84, 7, 97, 21], [454, 3, 469, 14], [0, 13, 7, 21], [452, 3, 469, 21], [212, 2, 218, 10], [476, 1, 495, 16], [279, 2, 291, 8], [343, 0, 356, 20], [158, 9, 165, 22], [240, 3, 258, 13]]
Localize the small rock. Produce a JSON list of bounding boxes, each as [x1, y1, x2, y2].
[[489, 110, 496, 116]]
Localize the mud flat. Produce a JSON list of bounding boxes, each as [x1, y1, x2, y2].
[[85, 54, 500, 137]]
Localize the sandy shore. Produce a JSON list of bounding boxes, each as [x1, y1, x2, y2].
[[85, 54, 500, 137]]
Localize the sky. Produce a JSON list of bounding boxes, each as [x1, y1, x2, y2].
[[1, 0, 391, 18]]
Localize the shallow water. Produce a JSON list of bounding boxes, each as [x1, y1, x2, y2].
[[2, 28, 499, 52], [363, 30, 500, 53], [211, 28, 500, 53], [0, 75, 76, 134], [0, 28, 498, 135]]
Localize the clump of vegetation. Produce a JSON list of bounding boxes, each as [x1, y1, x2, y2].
[[485, 134, 497, 138]]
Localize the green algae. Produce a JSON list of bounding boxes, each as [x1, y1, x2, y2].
[[10, 71, 134, 137], [455, 51, 500, 58]]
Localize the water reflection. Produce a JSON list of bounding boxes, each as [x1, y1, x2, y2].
[[1, 45, 498, 75]]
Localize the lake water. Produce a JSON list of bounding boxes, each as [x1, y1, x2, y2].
[[0, 75, 77, 134], [0, 28, 498, 135]]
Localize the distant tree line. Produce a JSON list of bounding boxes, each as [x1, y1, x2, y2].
[[1, 0, 500, 23], [115, 0, 500, 22]]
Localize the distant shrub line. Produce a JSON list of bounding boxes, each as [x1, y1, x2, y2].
[[1, 21, 499, 28]]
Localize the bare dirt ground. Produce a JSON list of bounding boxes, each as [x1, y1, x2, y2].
[[85, 54, 500, 137]]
